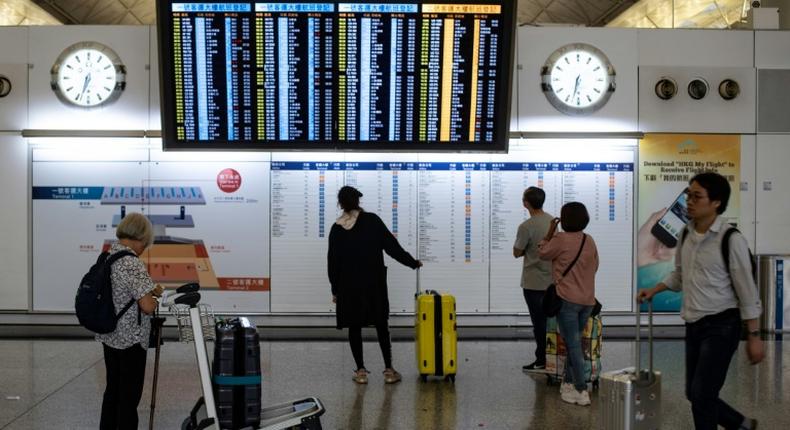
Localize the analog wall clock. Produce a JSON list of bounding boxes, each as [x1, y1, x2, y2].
[[50, 41, 126, 108], [540, 43, 616, 116]]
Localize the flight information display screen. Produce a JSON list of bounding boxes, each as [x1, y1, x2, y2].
[[157, 0, 516, 151]]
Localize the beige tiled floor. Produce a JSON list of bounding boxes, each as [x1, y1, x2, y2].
[[0, 338, 788, 429]]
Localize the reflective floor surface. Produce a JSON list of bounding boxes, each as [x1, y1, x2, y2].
[[1, 338, 789, 429]]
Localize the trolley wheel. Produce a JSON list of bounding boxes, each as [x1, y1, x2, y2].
[[592, 380, 599, 390], [447, 374, 456, 383], [181, 417, 193, 430], [420, 374, 428, 383]]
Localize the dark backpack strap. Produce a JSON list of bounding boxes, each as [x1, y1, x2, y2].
[[105, 250, 139, 321], [720, 227, 738, 274], [561, 234, 587, 278], [720, 226, 756, 281]]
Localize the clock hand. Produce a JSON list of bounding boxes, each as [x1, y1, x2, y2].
[[572, 74, 580, 99], [80, 73, 91, 98]]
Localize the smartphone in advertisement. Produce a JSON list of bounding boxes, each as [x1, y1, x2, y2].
[[650, 188, 690, 248]]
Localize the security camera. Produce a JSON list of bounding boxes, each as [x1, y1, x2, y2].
[[752, 0, 761, 8], [655, 78, 678, 100], [688, 78, 709, 100], [0, 75, 11, 98]]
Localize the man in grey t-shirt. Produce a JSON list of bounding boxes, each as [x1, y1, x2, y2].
[[513, 186, 554, 372]]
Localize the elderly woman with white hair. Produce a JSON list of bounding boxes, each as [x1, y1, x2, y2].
[[95, 212, 163, 430]]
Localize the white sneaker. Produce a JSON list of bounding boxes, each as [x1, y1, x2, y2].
[[575, 390, 591, 406], [560, 382, 574, 395], [561, 389, 591, 406]]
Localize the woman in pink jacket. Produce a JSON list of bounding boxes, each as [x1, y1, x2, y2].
[[538, 202, 599, 407]]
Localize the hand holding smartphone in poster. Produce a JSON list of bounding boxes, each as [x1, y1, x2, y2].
[[650, 188, 690, 248]]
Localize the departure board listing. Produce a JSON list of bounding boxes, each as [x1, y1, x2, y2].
[[157, 0, 516, 151]]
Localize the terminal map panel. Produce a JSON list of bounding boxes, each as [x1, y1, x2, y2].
[[157, 0, 516, 150]]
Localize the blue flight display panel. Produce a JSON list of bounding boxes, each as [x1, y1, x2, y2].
[[157, 0, 517, 151]]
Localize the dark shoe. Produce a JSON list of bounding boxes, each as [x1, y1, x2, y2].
[[740, 418, 758, 430], [522, 361, 546, 373]]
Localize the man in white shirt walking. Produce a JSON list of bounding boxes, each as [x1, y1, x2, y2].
[[639, 172, 763, 430]]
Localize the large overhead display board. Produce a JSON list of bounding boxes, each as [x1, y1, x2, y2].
[[156, 0, 516, 151]]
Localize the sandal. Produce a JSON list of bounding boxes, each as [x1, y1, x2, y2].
[[352, 368, 369, 384], [383, 368, 402, 384]]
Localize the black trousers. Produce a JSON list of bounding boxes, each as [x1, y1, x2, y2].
[[685, 308, 745, 430], [100, 343, 147, 430], [348, 324, 392, 370], [523, 289, 547, 363]]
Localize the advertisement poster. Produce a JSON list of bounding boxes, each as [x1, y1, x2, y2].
[[33, 158, 270, 312], [637, 134, 740, 311]]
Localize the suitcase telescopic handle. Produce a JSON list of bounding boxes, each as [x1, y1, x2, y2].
[[635, 298, 654, 380], [416, 267, 421, 296]]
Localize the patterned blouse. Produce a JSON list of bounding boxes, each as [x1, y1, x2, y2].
[[95, 243, 155, 350]]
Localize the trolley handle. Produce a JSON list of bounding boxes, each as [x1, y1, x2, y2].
[[635, 298, 654, 381], [174, 292, 201, 308]]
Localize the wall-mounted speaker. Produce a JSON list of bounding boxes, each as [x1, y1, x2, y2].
[[718, 79, 740, 100], [655, 78, 677, 100], [0, 76, 11, 98], [688, 78, 709, 100]]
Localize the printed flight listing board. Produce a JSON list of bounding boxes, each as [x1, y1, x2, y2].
[[32, 158, 271, 313], [31, 147, 635, 314], [488, 147, 635, 313], [156, 0, 517, 151]]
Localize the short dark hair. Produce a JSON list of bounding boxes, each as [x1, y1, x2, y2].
[[337, 186, 363, 212], [560, 202, 589, 232], [689, 172, 730, 214], [522, 187, 545, 210]]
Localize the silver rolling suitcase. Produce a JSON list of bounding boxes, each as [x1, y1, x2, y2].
[[599, 300, 661, 430]]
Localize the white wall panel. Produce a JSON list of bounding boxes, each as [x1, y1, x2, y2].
[[755, 135, 790, 255], [0, 27, 29, 131], [0, 27, 29, 63], [639, 66, 756, 133], [28, 26, 150, 130], [0, 135, 29, 310], [755, 31, 790, 68], [740, 135, 756, 250], [638, 29, 753, 67], [517, 27, 639, 132], [0, 64, 28, 131]]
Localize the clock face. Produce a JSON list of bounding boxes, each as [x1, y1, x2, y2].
[[51, 42, 126, 108], [541, 43, 615, 115]]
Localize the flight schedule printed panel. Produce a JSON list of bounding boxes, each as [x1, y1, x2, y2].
[[488, 149, 635, 313], [270, 157, 344, 311], [417, 161, 490, 312]]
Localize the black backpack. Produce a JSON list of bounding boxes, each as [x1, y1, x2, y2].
[[75, 250, 137, 334], [680, 225, 757, 282]]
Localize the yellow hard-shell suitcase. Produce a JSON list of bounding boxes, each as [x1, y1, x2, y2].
[[415, 270, 457, 382]]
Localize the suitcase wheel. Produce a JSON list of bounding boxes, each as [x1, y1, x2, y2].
[[445, 374, 455, 383], [420, 374, 428, 383]]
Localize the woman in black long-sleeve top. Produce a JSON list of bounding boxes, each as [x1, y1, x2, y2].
[[328, 186, 422, 384]]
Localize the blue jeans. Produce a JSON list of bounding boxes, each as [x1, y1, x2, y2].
[[557, 299, 593, 392], [685, 308, 745, 430]]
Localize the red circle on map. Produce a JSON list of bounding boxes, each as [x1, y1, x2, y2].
[[217, 168, 242, 193]]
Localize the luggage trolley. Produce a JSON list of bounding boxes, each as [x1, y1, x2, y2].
[[164, 287, 325, 430]]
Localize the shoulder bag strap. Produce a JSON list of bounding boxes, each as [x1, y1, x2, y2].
[[560, 234, 587, 280]]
